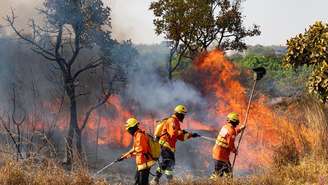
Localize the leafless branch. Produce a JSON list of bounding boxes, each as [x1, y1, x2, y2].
[[5, 9, 56, 60], [31, 48, 57, 61], [0, 114, 23, 159], [72, 58, 103, 80], [80, 78, 111, 131], [68, 26, 82, 65]]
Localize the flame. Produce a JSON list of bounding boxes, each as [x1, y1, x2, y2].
[[19, 49, 313, 172], [185, 50, 295, 169], [83, 49, 299, 170]]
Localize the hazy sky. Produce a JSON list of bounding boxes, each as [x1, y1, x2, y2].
[[1, 0, 328, 46]]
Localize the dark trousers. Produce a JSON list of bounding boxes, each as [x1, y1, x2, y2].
[[155, 147, 175, 181], [135, 168, 150, 185], [212, 160, 232, 177]]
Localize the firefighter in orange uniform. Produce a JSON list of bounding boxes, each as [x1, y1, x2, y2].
[[152, 105, 200, 184], [119, 118, 156, 185], [211, 112, 246, 178]]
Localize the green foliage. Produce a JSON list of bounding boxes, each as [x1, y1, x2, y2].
[[246, 45, 277, 57], [44, 0, 111, 46], [150, 0, 260, 53], [150, 0, 260, 80], [283, 21, 328, 102], [235, 54, 311, 96]]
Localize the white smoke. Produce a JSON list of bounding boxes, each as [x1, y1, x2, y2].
[[125, 44, 206, 116]]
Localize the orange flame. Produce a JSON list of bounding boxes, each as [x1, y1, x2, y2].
[[26, 49, 309, 171]]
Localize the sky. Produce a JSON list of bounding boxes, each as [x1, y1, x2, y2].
[[1, 0, 328, 46]]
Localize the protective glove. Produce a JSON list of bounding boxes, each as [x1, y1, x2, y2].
[[116, 156, 125, 162], [240, 125, 246, 131], [191, 133, 201, 138], [154, 136, 160, 142]]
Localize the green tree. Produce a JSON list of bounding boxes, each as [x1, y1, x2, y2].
[[236, 54, 311, 96], [283, 21, 328, 102], [150, 0, 260, 80]]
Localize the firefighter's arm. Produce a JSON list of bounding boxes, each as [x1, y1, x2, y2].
[[120, 147, 135, 160], [228, 134, 238, 154], [236, 125, 246, 135], [177, 129, 192, 141]]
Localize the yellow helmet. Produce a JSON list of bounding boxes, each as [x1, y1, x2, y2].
[[227, 112, 239, 122], [174, 105, 187, 114], [125, 118, 139, 130]]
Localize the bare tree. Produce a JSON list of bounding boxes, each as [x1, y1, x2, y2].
[[6, 0, 113, 169], [0, 85, 26, 160]]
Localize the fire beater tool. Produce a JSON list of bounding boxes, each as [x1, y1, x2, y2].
[[231, 67, 266, 174]]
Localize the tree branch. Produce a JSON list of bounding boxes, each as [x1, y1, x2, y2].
[[5, 9, 56, 60], [69, 26, 82, 65], [80, 91, 111, 131], [72, 58, 103, 80], [171, 46, 188, 73], [31, 48, 57, 61], [0, 114, 23, 159]]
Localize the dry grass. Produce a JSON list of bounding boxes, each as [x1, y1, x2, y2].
[[1, 96, 328, 185], [0, 159, 108, 185], [169, 96, 328, 185], [169, 155, 328, 185]]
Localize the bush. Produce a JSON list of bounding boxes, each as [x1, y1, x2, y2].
[[232, 54, 312, 97]]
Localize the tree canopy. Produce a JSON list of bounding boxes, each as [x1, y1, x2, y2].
[[150, 0, 260, 54], [283, 21, 328, 102], [150, 0, 260, 80]]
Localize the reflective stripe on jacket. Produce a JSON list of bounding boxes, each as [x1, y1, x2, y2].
[[123, 129, 155, 171], [159, 115, 192, 152], [212, 123, 241, 162]]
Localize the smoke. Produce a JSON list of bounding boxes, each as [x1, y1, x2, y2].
[[123, 44, 207, 117], [104, 0, 162, 44], [0, 0, 162, 44], [0, 0, 43, 36], [0, 0, 211, 179]]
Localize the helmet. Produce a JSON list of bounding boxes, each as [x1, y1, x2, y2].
[[227, 112, 239, 122], [174, 105, 187, 114], [125, 118, 139, 130]]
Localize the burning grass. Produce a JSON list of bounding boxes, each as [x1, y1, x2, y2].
[[0, 96, 328, 185], [169, 96, 328, 185]]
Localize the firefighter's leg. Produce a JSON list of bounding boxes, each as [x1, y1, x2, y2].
[[153, 147, 168, 183], [140, 169, 150, 185], [222, 162, 232, 177], [210, 160, 223, 179], [154, 158, 167, 182], [135, 170, 140, 185], [210, 160, 229, 179], [162, 148, 175, 181]]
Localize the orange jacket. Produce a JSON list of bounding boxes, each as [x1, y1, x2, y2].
[[123, 129, 155, 171], [158, 115, 192, 152], [212, 123, 241, 162]]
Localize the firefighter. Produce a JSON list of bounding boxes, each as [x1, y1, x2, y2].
[[211, 112, 246, 178], [118, 118, 156, 185], [152, 105, 200, 184]]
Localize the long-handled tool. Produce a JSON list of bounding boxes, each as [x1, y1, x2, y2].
[[231, 67, 266, 174], [94, 159, 120, 176], [200, 135, 216, 142]]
